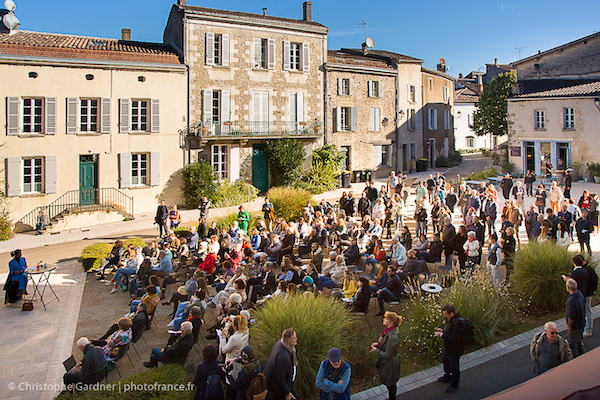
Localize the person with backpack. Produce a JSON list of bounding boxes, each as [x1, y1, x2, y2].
[[486, 234, 503, 287], [572, 255, 597, 337], [193, 344, 225, 400], [315, 348, 351, 400], [435, 304, 467, 393], [232, 346, 267, 400]]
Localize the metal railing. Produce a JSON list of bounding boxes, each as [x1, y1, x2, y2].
[[179, 120, 323, 145], [17, 187, 134, 230]]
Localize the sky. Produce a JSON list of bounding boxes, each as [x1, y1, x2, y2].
[[8, 0, 600, 76]]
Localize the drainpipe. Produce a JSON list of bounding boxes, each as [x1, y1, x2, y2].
[[395, 62, 400, 173], [183, 11, 191, 165], [323, 36, 328, 144]]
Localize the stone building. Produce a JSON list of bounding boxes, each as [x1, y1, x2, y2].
[[165, 1, 327, 192], [421, 66, 456, 168], [1, 29, 187, 231], [508, 32, 600, 175], [324, 48, 425, 176], [454, 85, 487, 150]]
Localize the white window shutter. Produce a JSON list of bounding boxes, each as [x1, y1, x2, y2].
[[407, 85, 411, 102], [302, 42, 310, 72], [415, 109, 418, 130], [283, 41, 290, 71], [221, 90, 230, 122], [45, 155, 57, 194], [350, 107, 358, 132], [434, 109, 438, 129], [288, 93, 296, 122], [368, 81, 372, 98], [373, 145, 382, 167], [101, 98, 111, 134], [253, 38, 261, 68], [119, 98, 130, 134], [378, 83, 382, 98], [349, 79, 353, 96], [66, 97, 78, 134], [260, 92, 269, 122], [252, 92, 260, 122], [45, 97, 56, 135], [267, 39, 275, 69], [118, 153, 131, 189], [335, 107, 341, 132], [297, 92, 304, 122], [203, 90, 212, 123], [150, 152, 160, 186], [5, 157, 20, 196], [221, 34, 230, 67], [206, 32, 214, 65], [337, 78, 342, 95], [375, 108, 380, 131], [150, 99, 160, 133], [370, 108, 375, 131], [7, 97, 19, 135]]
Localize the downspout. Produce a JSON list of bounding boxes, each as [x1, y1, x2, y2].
[[395, 61, 400, 172], [184, 11, 191, 166], [421, 81, 426, 162], [323, 34, 328, 144]]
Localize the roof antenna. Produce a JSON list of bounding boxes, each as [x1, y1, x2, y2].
[[357, 19, 367, 40]]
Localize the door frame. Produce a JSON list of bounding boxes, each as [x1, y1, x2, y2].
[[79, 154, 98, 205]]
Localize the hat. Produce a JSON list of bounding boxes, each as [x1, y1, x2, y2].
[[328, 348, 342, 362], [241, 345, 254, 359], [302, 276, 314, 285]]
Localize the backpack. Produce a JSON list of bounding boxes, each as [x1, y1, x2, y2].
[[204, 371, 223, 399], [585, 266, 598, 294], [488, 243, 500, 266], [461, 317, 475, 351], [245, 372, 268, 400]]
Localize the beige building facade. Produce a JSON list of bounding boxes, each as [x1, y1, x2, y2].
[[165, 1, 327, 192], [1, 31, 187, 229], [422, 68, 455, 168]]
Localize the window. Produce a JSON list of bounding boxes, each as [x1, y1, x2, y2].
[[131, 153, 148, 186], [212, 145, 229, 180], [443, 109, 451, 130], [535, 110, 545, 130], [466, 136, 475, 148], [289, 92, 304, 123], [22, 157, 43, 194], [428, 78, 433, 91], [252, 91, 269, 133], [212, 91, 221, 122], [335, 106, 356, 132], [290, 42, 301, 71], [370, 107, 380, 132], [368, 80, 381, 97], [408, 109, 417, 130], [131, 100, 148, 132], [467, 113, 472, 126], [80, 99, 98, 132], [338, 78, 352, 96], [283, 41, 309, 72], [373, 145, 392, 167], [408, 85, 416, 103], [428, 108, 438, 130], [205, 32, 230, 67], [410, 143, 416, 160], [564, 107, 575, 129], [22, 98, 43, 133], [340, 107, 350, 131], [253, 38, 275, 69], [443, 86, 449, 102]]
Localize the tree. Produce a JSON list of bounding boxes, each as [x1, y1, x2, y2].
[[266, 138, 306, 186], [180, 160, 218, 209], [471, 72, 516, 138]]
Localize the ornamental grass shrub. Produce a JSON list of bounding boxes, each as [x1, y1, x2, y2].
[[213, 181, 259, 208], [54, 364, 192, 400], [267, 187, 312, 222], [403, 270, 517, 361], [514, 242, 595, 311], [251, 295, 357, 399], [80, 238, 147, 271]]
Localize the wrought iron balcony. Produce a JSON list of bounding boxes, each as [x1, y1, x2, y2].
[[180, 120, 323, 148]]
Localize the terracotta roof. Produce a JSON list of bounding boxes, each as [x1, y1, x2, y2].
[[455, 86, 480, 103], [512, 79, 600, 99], [181, 4, 326, 28], [0, 31, 182, 64], [339, 48, 423, 63], [421, 66, 455, 81], [327, 50, 395, 69]]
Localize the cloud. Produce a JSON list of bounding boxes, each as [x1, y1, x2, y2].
[[329, 29, 362, 37], [499, 3, 516, 11]]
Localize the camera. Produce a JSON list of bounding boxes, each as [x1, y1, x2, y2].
[[223, 355, 245, 374]]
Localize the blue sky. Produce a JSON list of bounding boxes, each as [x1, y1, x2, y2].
[[10, 0, 600, 76]]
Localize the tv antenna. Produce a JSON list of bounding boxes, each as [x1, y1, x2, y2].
[[357, 19, 367, 40], [515, 46, 528, 59]]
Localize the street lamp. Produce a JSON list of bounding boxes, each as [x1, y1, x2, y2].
[[398, 110, 405, 119]]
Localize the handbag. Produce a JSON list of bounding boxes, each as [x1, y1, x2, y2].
[[535, 198, 543, 207], [177, 286, 189, 296], [22, 300, 34, 311]]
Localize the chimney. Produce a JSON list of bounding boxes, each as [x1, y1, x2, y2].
[[494, 58, 498, 66], [121, 28, 131, 41], [177, 0, 186, 5], [362, 42, 369, 55], [437, 63, 446, 73], [262, 8, 267, 16], [303, 1, 312, 22]]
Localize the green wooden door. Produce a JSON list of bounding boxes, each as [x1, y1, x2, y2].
[[79, 155, 98, 205], [252, 144, 269, 193]]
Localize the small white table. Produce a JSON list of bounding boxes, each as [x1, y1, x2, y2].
[[26, 265, 60, 310]]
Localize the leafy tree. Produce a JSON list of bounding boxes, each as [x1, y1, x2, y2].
[[266, 138, 306, 186], [471, 72, 516, 138], [180, 160, 218, 208], [311, 144, 345, 169]]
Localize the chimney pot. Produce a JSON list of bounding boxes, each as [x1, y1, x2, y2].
[[262, 8, 267, 16], [121, 28, 131, 41], [177, 0, 186, 5], [494, 58, 497, 65], [303, 1, 312, 22]]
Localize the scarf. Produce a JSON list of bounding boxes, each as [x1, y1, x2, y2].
[[378, 327, 394, 346], [281, 339, 298, 367]]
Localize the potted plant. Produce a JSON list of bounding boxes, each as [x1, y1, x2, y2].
[[587, 162, 600, 183]]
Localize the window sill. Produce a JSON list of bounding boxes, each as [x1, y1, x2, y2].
[[19, 193, 46, 198], [287, 70, 305, 74], [534, 128, 546, 131], [563, 128, 576, 131], [129, 132, 152, 135], [17, 133, 46, 138], [127, 185, 151, 190], [211, 65, 230, 69], [252, 68, 270, 71], [77, 132, 102, 136]]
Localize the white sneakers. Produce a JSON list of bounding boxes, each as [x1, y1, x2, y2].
[[583, 331, 593, 337], [110, 287, 118, 294]]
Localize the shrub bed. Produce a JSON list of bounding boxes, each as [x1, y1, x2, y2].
[[213, 181, 259, 208], [465, 167, 499, 181], [267, 187, 312, 222], [80, 238, 147, 272]]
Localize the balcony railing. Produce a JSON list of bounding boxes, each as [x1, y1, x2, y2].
[[179, 120, 322, 145]]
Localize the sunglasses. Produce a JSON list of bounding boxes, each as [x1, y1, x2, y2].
[[546, 331, 558, 335]]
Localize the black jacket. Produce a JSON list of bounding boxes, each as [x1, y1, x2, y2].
[[383, 273, 404, 298], [80, 344, 107, 383], [164, 333, 194, 364], [193, 361, 225, 400], [443, 312, 466, 356], [352, 286, 371, 313], [570, 268, 590, 298], [265, 340, 295, 398]]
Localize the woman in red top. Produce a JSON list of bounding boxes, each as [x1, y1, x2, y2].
[[198, 248, 216, 275]]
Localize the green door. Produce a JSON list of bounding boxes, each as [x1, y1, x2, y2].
[[252, 144, 269, 193], [79, 155, 98, 205]]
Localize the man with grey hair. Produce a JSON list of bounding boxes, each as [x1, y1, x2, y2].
[[330, 255, 347, 286], [63, 337, 106, 391], [110, 246, 143, 294], [322, 251, 338, 276], [265, 329, 298, 400], [530, 321, 572, 375], [211, 266, 247, 306], [149, 250, 172, 278], [565, 278, 586, 357], [144, 321, 194, 368]]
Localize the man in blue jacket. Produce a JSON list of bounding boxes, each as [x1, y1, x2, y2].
[[316, 348, 351, 400], [565, 278, 586, 357]]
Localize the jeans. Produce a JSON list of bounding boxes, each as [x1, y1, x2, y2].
[[158, 221, 168, 237], [568, 328, 584, 357], [377, 288, 399, 313], [442, 349, 460, 388], [175, 302, 189, 318], [130, 300, 141, 314], [416, 221, 427, 238], [585, 296, 593, 334], [148, 347, 164, 367], [113, 267, 136, 287], [578, 236, 592, 255]]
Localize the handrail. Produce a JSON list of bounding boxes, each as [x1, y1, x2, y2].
[[16, 187, 134, 230]]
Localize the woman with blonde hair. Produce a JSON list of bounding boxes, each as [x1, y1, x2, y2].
[[369, 311, 402, 400], [220, 314, 249, 392], [342, 270, 357, 298]]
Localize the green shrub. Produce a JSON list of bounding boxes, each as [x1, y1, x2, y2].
[[172, 227, 191, 238], [514, 242, 590, 311], [251, 295, 357, 399], [181, 160, 218, 209], [465, 167, 499, 181], [403, 270, 517, 360], [587, 162, 600, 176], [213, 211, 260, 232], [0, 191, 12, 241], [266, 138, 306, 186], [300, 160, 340, 194], [501, 159, 515, 173], [267, 187, 312, 222], [435, 155, 462, 168], [80, 243, 111, 271], [54, 364, 193, 400], [490, 152, 501, 165], [213, 181, 259, 208], [448, 152, 463, 164], [124, 238, 147, 249]]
